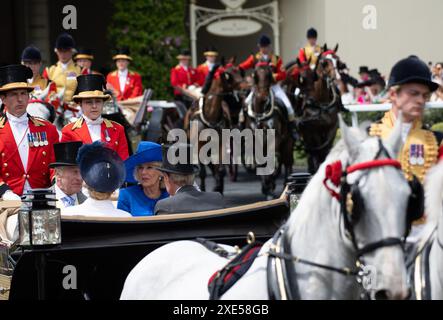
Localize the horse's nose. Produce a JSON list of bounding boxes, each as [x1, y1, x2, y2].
[[374, 288, 410, 300]]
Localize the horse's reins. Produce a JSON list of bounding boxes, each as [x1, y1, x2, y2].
[[269, 140, 405, 294]]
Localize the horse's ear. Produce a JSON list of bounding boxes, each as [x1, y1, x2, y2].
[[323, 43, 327, 52], [384, 111, 404, 157], [334, 43, 339, 54], [339, 114, 360, 159]]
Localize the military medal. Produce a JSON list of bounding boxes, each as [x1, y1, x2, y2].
[[409, 144, 418, 165], [27, 133, 33, 147], [38, 132, 44, 147], [417, 145, 425, 165], [42, 132, 49, 146], [33, 133, 39, 147], [104, 129, 111, 142]]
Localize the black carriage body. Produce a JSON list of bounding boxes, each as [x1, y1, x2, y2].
[[9, 199, 289, 300]]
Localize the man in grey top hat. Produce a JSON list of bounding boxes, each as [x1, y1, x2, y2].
[[154, 143, 225, 215]]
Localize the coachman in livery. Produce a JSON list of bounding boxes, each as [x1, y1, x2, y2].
[[0, 64, 59, 199]]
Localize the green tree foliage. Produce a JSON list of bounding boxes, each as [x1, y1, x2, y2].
[[109, 0, 189, 100]]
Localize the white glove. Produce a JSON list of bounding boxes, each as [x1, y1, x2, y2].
[[2, 190, 21, 201]]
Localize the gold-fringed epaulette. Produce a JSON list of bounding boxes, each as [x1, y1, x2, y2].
[[71, 118, 84, 130], [29, 116, 46, 127], [103, 118, 114, 128], [0, 117, 5, 129]]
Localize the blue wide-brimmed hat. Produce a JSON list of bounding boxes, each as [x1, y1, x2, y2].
[[124, 141, 162, 183], [77, 142, 126, 193]]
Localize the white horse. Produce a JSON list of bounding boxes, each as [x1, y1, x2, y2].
[[120, 117, 411, 300], [410, 158, 443, 299]]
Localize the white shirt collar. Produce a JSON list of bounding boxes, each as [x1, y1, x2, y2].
[[401, 123, 413, 143], [118, 69, 128, 77], [55, 184, 78, 202], [179, 63, 188, 70], [6, 112, 28, 124], [83, 115, 103, 126]]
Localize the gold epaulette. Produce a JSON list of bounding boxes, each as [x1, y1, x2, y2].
[[110, 70, 117, 76], [71, 118, 84, 130], [369, 123, 381, 137], [29, 116, 46, 127], [0, 117, 5, 129], [175, 65, 181, 70], [103, 119, 114, 128]]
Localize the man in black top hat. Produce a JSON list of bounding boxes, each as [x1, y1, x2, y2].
[[74, 48, 101, 76], [154, 143, 225, 215], [21, 46, 48, 92], [43, 33, 81, 103], [49, 141, 87, 208]]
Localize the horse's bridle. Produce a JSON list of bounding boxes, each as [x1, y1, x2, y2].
[[267, 139, 406, 299]]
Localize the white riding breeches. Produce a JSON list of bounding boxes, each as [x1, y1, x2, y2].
[[246, 84, 294, 117]]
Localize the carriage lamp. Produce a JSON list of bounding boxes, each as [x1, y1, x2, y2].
[[286, 172, 312, 212], [18, 189, 61, 247], [102, 90, 118, 115]]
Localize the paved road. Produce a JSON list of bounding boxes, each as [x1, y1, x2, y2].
[[195, 165, 306, 207]]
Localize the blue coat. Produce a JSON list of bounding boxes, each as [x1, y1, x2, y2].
[[117, 185, 169, 216]]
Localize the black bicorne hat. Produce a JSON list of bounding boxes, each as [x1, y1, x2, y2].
[[49, 141, 83, 168], [388, 55, 439, 92], [156, 143, 199, 175], [0, 64, 34, 93], [21, 46, 42, 62], [55, 33, 76, 49]]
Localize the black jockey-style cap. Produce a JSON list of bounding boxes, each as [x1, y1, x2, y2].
[[258, 35, 271, 47], [55, 33, 76, 50], [49, 141, 83, 168], [388, 55, 439, 92], [77, 141, 126, 193], [307, 28, 318, 39], [21, 46, 42, 62], [0, 64, 34, 93], [156, 143, 199, 175]]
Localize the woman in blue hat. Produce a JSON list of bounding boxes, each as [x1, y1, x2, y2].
[[117, 141, 169, 216]]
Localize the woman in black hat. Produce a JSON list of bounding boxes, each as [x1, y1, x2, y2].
[[21, 45, 48, 92], [62, 142, 131, 217]]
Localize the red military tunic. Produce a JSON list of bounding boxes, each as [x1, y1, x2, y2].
[[61, 117, 129, 160], [239, 52, 286, 82], [0, 115, 59, 196], [170, 65, 200, 96], [196, 62, 212, 86], [106, 70, 143, 101]]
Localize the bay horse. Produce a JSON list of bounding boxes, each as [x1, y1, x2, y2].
[[184, 63, 244, 193], [120, 117, 411, 300], [285, 44, 344, 175], [407, 159, 443, 299], [244, 64, 293, 199]]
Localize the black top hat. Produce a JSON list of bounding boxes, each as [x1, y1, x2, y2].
[[176, 49, 192, 60], [55, 33, 76, 49], [307, 28, 318, 39], [49, 141, 83, 168], [0, 64, 34, 93], [204, 46, 218, 56], [113, 47, 132, 61], [74, 48, 94, 61], [359, 66, 369, 74], [77, 142, 126, 193], [72, 74, 110, 102], [21, 46, 42, 62], [388, 55, 439, 91], [156, 143, 199, 175], [258, 35, 271, 47]]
